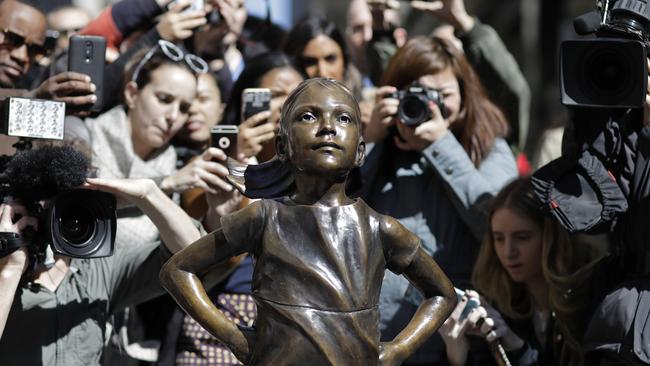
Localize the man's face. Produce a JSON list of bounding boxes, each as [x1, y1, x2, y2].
[[0, 0, 47, 88]]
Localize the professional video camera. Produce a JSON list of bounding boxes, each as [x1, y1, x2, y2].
[[0, 97, 116, 261], [387, 84, 448, 126], [561, 0, 650, 108]]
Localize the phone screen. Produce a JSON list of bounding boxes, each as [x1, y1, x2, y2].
[[241, 88, 271, 122]]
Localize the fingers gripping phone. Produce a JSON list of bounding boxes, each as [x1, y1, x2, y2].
[[241, 88, 271, 122], [211, 125, 239, 157], [68, 35, 105, 112], [455, 288, 480, 322]]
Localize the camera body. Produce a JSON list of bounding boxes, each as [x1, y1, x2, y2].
[[387, 84, 448, 126], [560, 0, 650, 108]]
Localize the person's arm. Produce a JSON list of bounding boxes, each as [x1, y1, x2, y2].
[[0, 203, 37, 340], [422, 134, 517, 239], [86, 178, 199, 252], [379, 217, 456, 365], [457, 21, 531, 150]]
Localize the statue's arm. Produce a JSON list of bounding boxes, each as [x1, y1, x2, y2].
[[379, 218, 457, 365], [159, 230, 254, 363]]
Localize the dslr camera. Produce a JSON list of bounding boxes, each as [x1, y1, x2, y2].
[[561, 0, 650, 108], [387, 84, 448, 126]]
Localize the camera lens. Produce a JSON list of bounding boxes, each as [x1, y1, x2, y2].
[[586, 49, 628, 94], [59, 204, 95, 246], [399, 95, 429, 126]]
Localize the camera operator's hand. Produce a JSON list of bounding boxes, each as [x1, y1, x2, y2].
[[236, 110, 275, 160], [411, 0, 475, 33], [85, 177, 158, 204], [157, 0, 208, 42], [394, 101, 449, 151], [367, 86, 398, 143], [0, 202, 37, 275], [161, 147, 232, 194], [26, 72, 96, 115]]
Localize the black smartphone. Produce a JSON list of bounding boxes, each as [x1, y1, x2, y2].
[[68, 35, 106, 112], [241, 88, 271, 122], [211, 125, 239, 157]]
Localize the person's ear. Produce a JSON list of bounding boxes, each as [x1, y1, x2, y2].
[[123, 81, 139, 109], [354, 140, 366, 167], [276, 134, 288, 163]]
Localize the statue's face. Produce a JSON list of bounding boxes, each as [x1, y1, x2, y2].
[[282, 83, 364, 175]]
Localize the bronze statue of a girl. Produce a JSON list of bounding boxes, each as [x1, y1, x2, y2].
[[160, 78, 456, 366]]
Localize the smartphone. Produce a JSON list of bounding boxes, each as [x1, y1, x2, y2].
[[241, 88, 271, 122], [455, 288, 481, 322], [211, 125, 239, 157], [68, 35, 106, 112], [170, 0, 204, 12]]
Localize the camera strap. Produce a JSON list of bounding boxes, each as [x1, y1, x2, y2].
[[0, 232, 28, 258]]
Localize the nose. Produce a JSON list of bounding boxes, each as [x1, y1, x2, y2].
[[165, 102, 181, 125], [504, 239, 518, 258], [10, 44, 29, 66], [316, 113, 336, 136], [363, 26, 372, 43], [316, 59, 328, 78]]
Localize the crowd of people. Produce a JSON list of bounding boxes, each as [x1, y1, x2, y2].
[[0, 0, 646, 365]]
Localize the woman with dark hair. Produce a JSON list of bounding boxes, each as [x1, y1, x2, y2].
[[222, 50, 304, 162], [440, 177, 605, 366], [283, 16, 362, 99], [361, 35, 518, 363]]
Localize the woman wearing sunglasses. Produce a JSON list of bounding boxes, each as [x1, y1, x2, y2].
[[85, 40, 211, 246]]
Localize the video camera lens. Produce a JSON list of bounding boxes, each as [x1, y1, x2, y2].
[[46, 189, 116, 258], [59, 205, 95, 246]]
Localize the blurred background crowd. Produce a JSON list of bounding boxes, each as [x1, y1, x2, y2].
[[0, 0, 634, 365]]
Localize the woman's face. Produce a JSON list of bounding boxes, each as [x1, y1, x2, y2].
[[259, 66, 304, 126], [180, 73, 221, 145], [417, 67, 461, 124], [491, 207, 544, 285], [301, 34, 345, 81], [127, 64, 196, 157]]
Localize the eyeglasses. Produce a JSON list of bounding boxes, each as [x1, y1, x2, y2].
[[0, 29, 48, 62], [131, 40, 208, 83]]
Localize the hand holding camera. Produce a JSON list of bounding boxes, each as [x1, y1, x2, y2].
[[237, 110, 274, 160], [0, 202, 36, 274], [158, 0, 207, 42], [367, 86, 399, 143]]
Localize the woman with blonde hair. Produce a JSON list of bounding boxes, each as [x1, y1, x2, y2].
[[441, 177, 606, 366]]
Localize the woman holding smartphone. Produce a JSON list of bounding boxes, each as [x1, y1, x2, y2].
[[440, 177, 606, 366]]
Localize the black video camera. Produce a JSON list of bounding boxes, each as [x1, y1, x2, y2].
[[561, 0, 650, 108], [0, 143, 116, 260], [387, 84, 448, 126]]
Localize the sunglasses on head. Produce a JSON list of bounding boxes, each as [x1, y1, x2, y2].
[[0, 29, 48, 61], [131, 40, 209, 83]]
